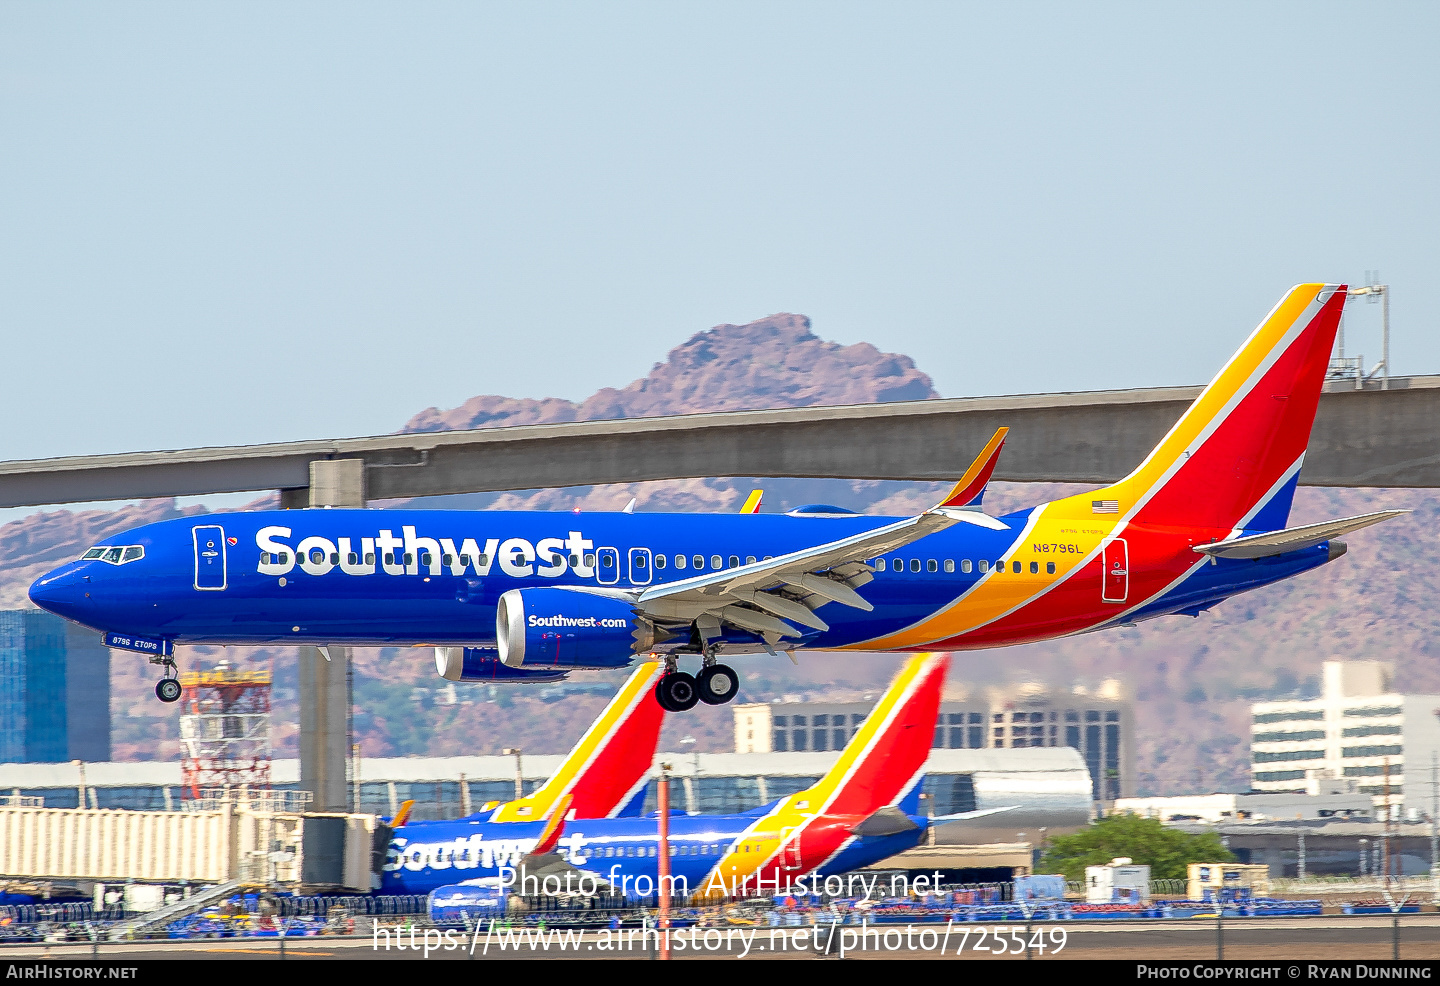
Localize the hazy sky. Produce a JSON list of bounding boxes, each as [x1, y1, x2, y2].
[[3, 1, 1436, 463]]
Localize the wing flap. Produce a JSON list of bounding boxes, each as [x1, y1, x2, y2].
[[1194, 510, 1408, 560]]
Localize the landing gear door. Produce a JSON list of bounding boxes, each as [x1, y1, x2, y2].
[[193, 525, 228, 591], [596, 547, 620, 585], [1101, 538, 1128, 603]]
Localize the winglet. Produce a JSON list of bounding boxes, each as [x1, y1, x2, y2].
[[531, 793, 572, 855], [390, 799, 415, 828], [939, 428, 1009, 509], [740, 489, 764, 514]]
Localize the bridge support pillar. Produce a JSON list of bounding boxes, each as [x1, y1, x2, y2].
[[295, 458, 365, 812]]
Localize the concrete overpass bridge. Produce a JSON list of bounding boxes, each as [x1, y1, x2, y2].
[[1, 375, 1437, 512]]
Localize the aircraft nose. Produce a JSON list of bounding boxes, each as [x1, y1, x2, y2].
[[28, 568, 91, 621]]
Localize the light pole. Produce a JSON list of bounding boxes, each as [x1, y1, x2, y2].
[[1349, 279, 1390, 390], [681, 735, 698, 776], [657, 762, 673, 961], [503, 748, 523, 801]]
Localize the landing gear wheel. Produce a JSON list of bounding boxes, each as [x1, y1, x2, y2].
[[697, 664, 739, 706], [156, 678, 182, 703], [655, 671, 699, 712]]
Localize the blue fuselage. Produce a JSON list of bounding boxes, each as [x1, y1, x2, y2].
[[27, 507, 1331, 654], [382, 810, 925, 899]]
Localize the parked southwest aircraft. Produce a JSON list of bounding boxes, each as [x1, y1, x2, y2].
[[30, 283, 1403, 710], [387, 654, 1004, 901]]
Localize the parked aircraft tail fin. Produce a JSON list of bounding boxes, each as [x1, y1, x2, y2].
[[802, 652, 947, 818], [488, 662, 665, 822], [1075, 283, 1347, 533]]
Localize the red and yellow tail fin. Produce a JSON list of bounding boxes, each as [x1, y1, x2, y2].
[[739, 490, 764, 514], [801, 653, 948, 817], [1067, 283, 1346, 531], [488, 663, 665, 822], [939, 428, 1009, 509]]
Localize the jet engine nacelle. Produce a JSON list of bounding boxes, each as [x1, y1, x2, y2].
[[434, 647, 571, 683], [496, 587, 651, 669]]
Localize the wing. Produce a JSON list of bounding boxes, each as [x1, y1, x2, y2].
[[635, 430, 1009, 645], [1193, 510, 1408, 560]]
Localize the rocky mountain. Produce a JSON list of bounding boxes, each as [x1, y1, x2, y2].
[[4, 312, 1432, 797], [401, 313, 936, 433]]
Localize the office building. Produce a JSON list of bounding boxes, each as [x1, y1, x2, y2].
[[0, 610, 111, 763], [1250, 661, 1440, 811]]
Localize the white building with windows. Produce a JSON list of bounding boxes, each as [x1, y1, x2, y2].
[[1250, 661, 1440, 812], [735, 677, 1133, 803]]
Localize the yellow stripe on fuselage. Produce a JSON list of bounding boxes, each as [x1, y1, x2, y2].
[[847, 506, 1114, 650]]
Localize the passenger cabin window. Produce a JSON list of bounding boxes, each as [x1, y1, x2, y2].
[[710, 555, 722, 570], [1013, 561, 1022, 574], [728, 555, 740, 568], [927, 559, 938, 573], [675, 555, 687, 570], [961, 559, 972, 573], [874, 558, 887, 571], [654, 555, 666, 570], [1047, 562, 1056, 574], [910, 558, 921, 573], [746, 555, 757, 565], [944, 559, 954, 573], [693, 555, 705, 569], [978, 560, 988, 573], [1030, 561, 1039, 574], [583, 553, 595, 568]]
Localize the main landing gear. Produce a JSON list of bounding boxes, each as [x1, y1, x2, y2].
[[654, 658, 740, 712], [152, 655, 182, 704]]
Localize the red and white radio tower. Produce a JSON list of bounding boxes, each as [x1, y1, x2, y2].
[[178, 660, 273, 801]]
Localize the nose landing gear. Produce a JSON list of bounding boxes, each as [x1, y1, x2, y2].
[[151, 655, 182, 703]]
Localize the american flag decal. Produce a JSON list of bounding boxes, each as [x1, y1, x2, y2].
[[1092, 500, 1119, 514]]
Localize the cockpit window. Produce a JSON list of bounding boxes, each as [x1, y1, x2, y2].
[[82, 545, 145, 565]]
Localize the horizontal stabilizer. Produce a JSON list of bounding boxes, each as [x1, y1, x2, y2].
[[930, 805, 1018, 824], [1193, 510, 1408, 560], [849, 805, 921, 837]]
